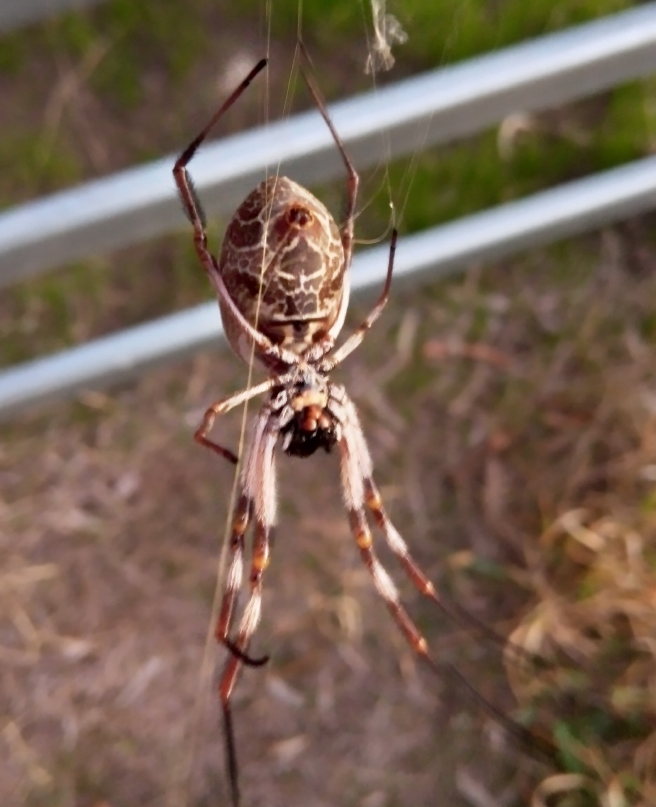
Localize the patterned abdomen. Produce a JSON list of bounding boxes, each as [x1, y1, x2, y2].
[[218, 176, 346, 364]]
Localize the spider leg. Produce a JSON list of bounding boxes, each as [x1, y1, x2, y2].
[[173, 59, 265, 267], [360, 474, 543, 670], [222, 638, 269, 666], [338, 393, 544, 671], [336, 393, 558, 763], [298, 40, 359, 273], [213, 492, 269, 669], [215, 492, 250, 649], [337, 410, 428, 657], [220, 519, 271, 806], [195, 377, 277, 465], [294, 42, 357, 351], [321, 229, 397, 372], [216, 406, 280, 807], [173, 61, 300, 369]]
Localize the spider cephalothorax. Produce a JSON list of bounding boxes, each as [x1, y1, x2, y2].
[[173, 53, 550, 807]]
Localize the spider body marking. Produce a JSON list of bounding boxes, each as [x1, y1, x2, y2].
[[217, 175, 349, 368]]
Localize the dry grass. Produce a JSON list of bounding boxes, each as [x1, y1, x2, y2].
[[3, 224, 656, 807], [511, 510, 656, 807]]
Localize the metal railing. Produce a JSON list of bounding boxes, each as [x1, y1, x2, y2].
[[0, 0, 109, 33], [3, 155, 656, 419], [4, 5, 656, 284], [2, 5, 656, 419]]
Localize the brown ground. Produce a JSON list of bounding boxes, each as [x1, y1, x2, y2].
[[2, 5, 656, 807], [5, 231, 656, 806], [1, 288, 536, 807]]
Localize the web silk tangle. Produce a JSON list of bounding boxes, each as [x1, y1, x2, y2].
[[173, 53, 554, 807]]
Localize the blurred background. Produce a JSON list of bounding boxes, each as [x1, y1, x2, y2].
[[1, 1, 656, 805]]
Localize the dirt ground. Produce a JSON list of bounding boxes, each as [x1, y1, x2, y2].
[[0, 286, 537, 807], [2, 4, 656, 807], [5, 230, 656, 807]]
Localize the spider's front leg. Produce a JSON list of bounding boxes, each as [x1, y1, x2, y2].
[[172, 59, 266, 277], [336, 391, 530, 654], [335, 390, 559, 763], [215, 401, 287, 807], [298, 40, 359, 271], [336, 392, 431, 656]]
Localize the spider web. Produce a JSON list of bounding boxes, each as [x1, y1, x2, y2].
[[179, 1, 458, 802]]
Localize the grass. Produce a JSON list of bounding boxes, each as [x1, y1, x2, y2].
[[1, 1, 656, 806]]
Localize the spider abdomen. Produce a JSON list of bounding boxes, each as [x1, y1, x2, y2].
[[218, 176, 348, 365]]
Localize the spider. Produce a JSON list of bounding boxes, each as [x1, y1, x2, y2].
[[173, 53, 554, 806]]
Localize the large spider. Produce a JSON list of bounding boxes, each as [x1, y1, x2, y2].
[[173, 55, 552, 806]]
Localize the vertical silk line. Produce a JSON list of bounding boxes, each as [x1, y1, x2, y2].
[[185, 7, 275, 802], [188, 0, 430, 799], [191, 2, 279, 802]]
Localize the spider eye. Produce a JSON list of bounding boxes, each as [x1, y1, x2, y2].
[[287, 206, 313, 227]]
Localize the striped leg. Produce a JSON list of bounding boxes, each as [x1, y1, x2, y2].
[[219, 520, 271, 807], [337, 392, 557, 761], [320, 230, 397, 373], [338, 420, 429, 659], [337, 392, 532, 656], [216, 407, 279, 807], [361, 475, 525, 655], [215, 492, 251, 654]]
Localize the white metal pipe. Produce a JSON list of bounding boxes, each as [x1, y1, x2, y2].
[[0, 0, 109, 33]]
